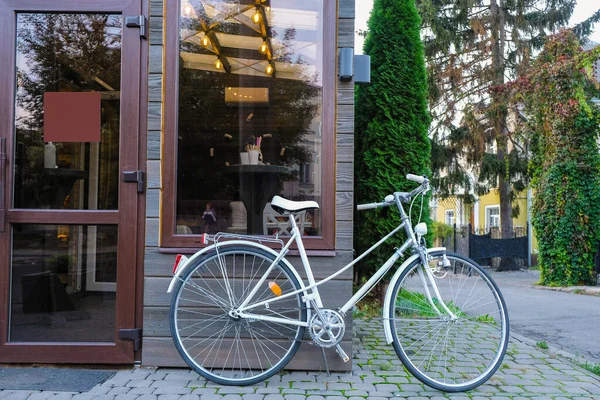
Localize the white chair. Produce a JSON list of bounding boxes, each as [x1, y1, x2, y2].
[[263, 202, 305, 236], [226, 201, 247, 233], [176, 225, 193, 234]]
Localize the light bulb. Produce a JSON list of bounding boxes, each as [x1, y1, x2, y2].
[[202, 35, 210, 47], [184, 5, 192, 15], [259, 41, 268, 54], [265, 63, 274, 75], [215, 59, 222, 69], [252, 9, 261, 24]]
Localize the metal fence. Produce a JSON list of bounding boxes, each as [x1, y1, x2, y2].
[[442, 224, 529, 270]]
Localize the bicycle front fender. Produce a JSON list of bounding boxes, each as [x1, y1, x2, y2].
[[166, 240, 306, 294], [382, 247, 446, 344]]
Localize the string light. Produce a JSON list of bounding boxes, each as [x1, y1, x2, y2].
[[259, 41, 268, 54], [215, 58, 222, 70], [265, 62, 274, 75], [252, 8, 261, 24], [202, 34, 210, 47]]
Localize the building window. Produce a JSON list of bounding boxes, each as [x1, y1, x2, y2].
[[162, 0, 335, 249], [445, 210, 455, 226], [485, 206, 500, 232]]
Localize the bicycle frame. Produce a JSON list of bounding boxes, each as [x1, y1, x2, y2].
[[234, 197, 456, 328]]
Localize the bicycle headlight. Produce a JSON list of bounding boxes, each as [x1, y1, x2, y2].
[[415, 222, 427, 236]]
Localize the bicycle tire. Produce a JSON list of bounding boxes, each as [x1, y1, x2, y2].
[[387, 251, 509, 392], [170, 246, 307, 385]]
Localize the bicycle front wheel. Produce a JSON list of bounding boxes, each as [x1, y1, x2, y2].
[[170, 246, 307, 385], [388, 251, 509, 392]]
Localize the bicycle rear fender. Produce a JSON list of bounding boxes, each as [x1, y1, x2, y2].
[[382, 247, 446, 344], [166, 240, 306, 294]]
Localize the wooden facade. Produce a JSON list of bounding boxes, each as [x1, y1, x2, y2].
[[141, 0, 357, 370]]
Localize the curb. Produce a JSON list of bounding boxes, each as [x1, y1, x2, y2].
[[510, 332, 600, 382], [536, 285, 600, 296]]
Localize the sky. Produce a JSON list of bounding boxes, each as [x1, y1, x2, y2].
[[354, 0, 600, 54]]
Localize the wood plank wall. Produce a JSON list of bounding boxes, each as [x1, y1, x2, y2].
[[142, 0, 356, 371]]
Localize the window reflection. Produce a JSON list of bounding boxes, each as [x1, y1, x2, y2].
[[14, 14, 121, 210], [10, 224, 118, 343], [176, 0, 323, 236]]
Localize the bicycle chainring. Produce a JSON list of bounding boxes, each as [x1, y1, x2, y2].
[[309, 309, 346, 348]]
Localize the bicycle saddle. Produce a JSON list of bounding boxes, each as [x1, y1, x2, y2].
[[271, 195, 319, 214]]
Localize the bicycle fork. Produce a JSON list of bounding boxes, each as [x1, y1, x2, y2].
[[417, 253, 458, 320]]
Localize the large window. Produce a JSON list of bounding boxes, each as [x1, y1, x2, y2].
[[445, 210, 455, 226], [163, 0, 335, 249], [485, 205, 500, 232]]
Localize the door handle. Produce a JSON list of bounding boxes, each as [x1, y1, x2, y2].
[[0, 138, 6, 232]]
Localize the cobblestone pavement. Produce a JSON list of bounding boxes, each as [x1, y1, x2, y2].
[[1, 319, 599, 399]]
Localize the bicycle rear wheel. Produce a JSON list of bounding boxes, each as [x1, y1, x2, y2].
[[388, 251, 509, 392], [170, 246, 307, 385]]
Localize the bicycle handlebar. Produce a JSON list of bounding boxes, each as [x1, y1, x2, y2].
[[356, 202, 388, 210], [356, 173, 430, 211], [406, 174, 425, 183]]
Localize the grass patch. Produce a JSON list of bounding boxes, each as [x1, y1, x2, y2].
[[396, 289, 498, 324], [577, 361, 600, 376], [536, 341, 549, 350], [353, 294, 382, 319]]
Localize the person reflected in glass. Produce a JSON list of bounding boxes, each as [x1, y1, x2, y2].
[[202, 202, 217, 234]]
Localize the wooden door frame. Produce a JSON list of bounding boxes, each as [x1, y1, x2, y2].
[[0, 0, 145, 364]]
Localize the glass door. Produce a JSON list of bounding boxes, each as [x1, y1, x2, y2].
[[0, 0, 142, 363]]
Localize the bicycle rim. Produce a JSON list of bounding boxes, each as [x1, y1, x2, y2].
[[389, 251, 509, 392], [170, 246, 307, 385]]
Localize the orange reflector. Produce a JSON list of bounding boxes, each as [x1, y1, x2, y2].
[[268, 282, 282, 296]]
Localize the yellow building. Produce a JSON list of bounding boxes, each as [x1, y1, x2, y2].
[[431, 190, 538, 262]]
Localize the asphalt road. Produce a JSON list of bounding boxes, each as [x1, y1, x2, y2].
[[490, 269, 600, 363]]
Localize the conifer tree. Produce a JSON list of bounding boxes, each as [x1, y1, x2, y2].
[[418, 0, 600, 245], [355, 0, 431, 282]]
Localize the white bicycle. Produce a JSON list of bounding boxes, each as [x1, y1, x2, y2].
[[167, 174, 509, 392]]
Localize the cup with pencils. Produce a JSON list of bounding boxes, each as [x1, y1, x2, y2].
[[245, 136, 263, 165]]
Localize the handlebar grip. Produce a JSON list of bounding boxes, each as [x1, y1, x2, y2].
[[357, 203, 379, 210], [406, 174, 425, 183]]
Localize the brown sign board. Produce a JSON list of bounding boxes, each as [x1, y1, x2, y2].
[[44, 92, 101, 142]]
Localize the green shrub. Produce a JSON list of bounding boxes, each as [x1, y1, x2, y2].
[[516, 30, 600, 286], [354, 0, 431, 281]]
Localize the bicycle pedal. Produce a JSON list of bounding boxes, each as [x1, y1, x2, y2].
[[335, 344, 349, 363]]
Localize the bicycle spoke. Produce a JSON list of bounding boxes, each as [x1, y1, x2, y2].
[[390, 252, 508, 392], [171, 247, 306, 385]]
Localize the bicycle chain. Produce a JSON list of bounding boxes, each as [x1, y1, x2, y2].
[[236, 307, 325, 347]]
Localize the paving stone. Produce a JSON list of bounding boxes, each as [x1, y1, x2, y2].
[[217, 387, 256, 394], [198, 395, 224, 400], [262, 395, 285, 400], [127, 380, 153, 388], [46, 395, 76, 400], [373, 383, 399, 392], [240, 395, 265, 400], [152, 387, 193, 395], [135, 396, 158, 400], [255, 389, 280, 394], [107, 387, 131, 395], [25, 394, 53, 400], [69, 395, 96, 400], [523, 385, 566, 394], [279, 389, 305, 395], [128, 388, 156, 395], [101, 377, 132, 388], [341, 390, 368, 397]]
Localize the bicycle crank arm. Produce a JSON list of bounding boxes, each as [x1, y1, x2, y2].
[[335, 344, 349, 362]]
